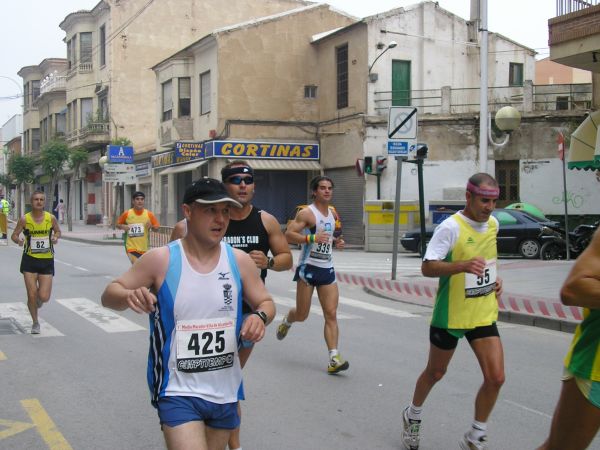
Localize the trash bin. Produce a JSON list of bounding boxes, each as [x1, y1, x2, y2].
[[364, 200, 419, 252]]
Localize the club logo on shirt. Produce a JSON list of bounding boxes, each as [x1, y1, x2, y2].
[[466, 237, 476, 245], [222, 283, 233, 309]]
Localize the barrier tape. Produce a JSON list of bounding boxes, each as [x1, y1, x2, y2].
[[336, 272, 582, 323]]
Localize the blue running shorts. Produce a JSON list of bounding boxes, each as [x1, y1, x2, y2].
[[157, 396, 240, 429], [293, 263, 336, 286]]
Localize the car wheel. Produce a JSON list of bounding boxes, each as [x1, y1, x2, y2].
[[519, 239, 540, 259], [540, 241, 566, 260]]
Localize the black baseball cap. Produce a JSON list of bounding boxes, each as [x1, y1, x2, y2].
[[183, 178, 242, 208], [132, 191, 145, 199]]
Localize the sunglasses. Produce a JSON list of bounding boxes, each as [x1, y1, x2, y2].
[[226, 176, 254, 185]]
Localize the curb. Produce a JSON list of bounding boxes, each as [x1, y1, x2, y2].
[[336, 272, 580, 333], [60, 235, 124, 246]]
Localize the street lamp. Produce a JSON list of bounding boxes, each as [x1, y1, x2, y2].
[[488, 106, 521, 147], [368, 41, 398, 82]]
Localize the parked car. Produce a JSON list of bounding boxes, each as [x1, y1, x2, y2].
[[400, 208, 560, 258]]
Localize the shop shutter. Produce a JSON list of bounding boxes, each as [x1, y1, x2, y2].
[[324, 167, 364, 245]]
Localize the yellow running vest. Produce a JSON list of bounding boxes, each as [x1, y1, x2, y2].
[[431, 214, 498, 329], [24, 212, 54, 259], [122, 208, 152, 254], [564, 308, 600, 381]]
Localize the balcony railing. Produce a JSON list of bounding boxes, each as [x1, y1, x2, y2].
[[67, 62, 94, 79], [66, 122, 110, 147], [373, 82, 592, 114], [40, 75, 67, 95], [556, 0, 599, 16]]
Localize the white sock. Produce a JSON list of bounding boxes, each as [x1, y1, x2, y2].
[[468, 420, 487, 440], [408, 403, 422, 421], [329, 349, 339, 360]]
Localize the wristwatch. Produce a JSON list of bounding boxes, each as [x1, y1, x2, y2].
[[267, 256, 275, 269], [253, 310, 268, 325]]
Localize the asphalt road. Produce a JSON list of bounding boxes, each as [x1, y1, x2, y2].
[[0, 240, 597, 449]]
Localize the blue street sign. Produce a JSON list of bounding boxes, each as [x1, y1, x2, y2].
[[387, 141, 409, 155], [107, 145, 134, 163]]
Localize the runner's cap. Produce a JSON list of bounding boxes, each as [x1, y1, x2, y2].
[[183, 178, 242, 208]]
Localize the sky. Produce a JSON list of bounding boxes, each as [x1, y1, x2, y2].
[[0, 0, 556, 126]]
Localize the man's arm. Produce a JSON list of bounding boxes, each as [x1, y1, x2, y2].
[[169, 220, 187, 242], [259, 211, 292, 271], [148, 211, 160, 231], [115, 211, 130, 231], [422, 257, 486, 278], [285, 207, 326, 245], [50, 215, 61, 244], [101, 247, 168, 313], [234, 249, 275, 343], [11, 216, 26, 246], [560, 229, 600, 309]]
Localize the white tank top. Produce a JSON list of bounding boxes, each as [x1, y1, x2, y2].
[[148, 241, 243, 406], [298, 204, 335, 269]]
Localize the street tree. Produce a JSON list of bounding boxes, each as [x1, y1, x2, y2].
[[66, 147, 88, 231], [39, 139, 70, 211], [7, 154, 36, 217]]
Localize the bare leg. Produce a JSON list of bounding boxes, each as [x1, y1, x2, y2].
[[23, 272, 40, 324], [537, 378, 600, 450], [411, 343, 455, 407], [227, 346, 253, 450], [36, 274, 53, 305], [287, 280, 314, 324], [469, 336, 505, 422], [316, 283, 340, 351]]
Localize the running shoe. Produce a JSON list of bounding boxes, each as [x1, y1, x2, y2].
[[31, 322, 40, 334], [459, 433, 488, 450], [401, 406, 421, 450], [276, 315, 291, 340], [327, 354, 349, 374]]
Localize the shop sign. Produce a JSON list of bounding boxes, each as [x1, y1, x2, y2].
[[174, 142, 205, 163], [136, 162, 151, 178], [206, 141, 319, 160], [152, 151, 174, 169]]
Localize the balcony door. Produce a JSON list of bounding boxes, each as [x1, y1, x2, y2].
[[392, 60, 411, 106]]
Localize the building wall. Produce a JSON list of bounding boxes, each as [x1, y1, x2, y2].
[[106, 0, 316, 154], [536, 58, 592, 84]]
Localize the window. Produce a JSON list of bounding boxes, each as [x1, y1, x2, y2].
[[200, 71, 211, 115], [81, 98, 93, 127], [99, 25, 106, 66], [41, 118, 48, 143], [24, 83, 30, 109], [69, 36, 77, 68], [495, 211, 518, 226], [556, 96, 569, 111], [162, 80, 172, 121], [56, 111, 66, 136], [32, 80, 40, 102], [304, 85, 317, 99], [495, 160, 519, 207], [509, 62, 523, 86], [178, 77, 191, 117], [336, 44, 348, 109], [32, 129, 40, 154], [99, 95, 109, 121], [80, 32, 92, 64]]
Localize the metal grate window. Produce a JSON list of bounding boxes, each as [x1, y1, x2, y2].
[[336, 44, 348, 109]]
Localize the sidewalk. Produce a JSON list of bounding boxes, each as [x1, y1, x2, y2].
[[56, 223, 579, 332]]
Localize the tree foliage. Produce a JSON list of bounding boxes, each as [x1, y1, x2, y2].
[[69, 147, 89, 172], [111, 137, 132, 147], [0, 172, 12, 193], [39, 139, 70, 178], [8, 154, 36, 185]]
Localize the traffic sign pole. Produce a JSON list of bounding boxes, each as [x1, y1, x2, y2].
[[391, 156, 403, 280]]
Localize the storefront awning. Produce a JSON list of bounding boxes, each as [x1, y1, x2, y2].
[[243, 159, 322, 171], [568, 110, 600, 171], [159, 160, 207, 175]]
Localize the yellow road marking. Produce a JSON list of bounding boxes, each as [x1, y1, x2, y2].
[[0, 419, 34, 439], [0, 351, 6, 361], [21, 399, 73, 450]]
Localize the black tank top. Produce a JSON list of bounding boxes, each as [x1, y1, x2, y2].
[[224, 206, 270, 314]]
